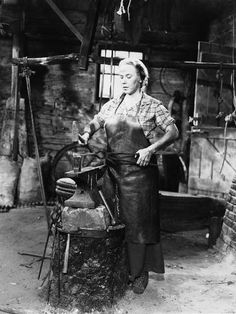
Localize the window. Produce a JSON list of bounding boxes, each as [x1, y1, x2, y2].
[[98, 49, 144, 99]]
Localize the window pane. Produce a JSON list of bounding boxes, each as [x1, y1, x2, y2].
[[100, 74, 111, 98], [129, 52, 143, 59], [113, 65, 119, 75], [101, 49, 112, 58], [113, 75, 123, 98], [115, 51, 129, 58], [98, 49, 144, 99]]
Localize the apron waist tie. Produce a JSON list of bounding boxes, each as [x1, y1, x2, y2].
[[106, 152, 158, 167]]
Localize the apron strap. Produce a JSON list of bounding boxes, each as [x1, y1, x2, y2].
[[106, 152, 158, 167]]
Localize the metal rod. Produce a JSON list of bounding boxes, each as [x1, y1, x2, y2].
[[47, 230, 57, 303], [98, 189, 116, 225], [18, 252, 50, 259], [38, 222, 53, 279], [57, 230, 61, 301], [12, 55, 236, 70], [25, 71, 50, 229]]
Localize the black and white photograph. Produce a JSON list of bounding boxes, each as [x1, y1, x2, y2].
[[0, 0, 236, 313]]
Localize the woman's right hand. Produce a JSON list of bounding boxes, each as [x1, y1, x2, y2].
[[79, 132, 90, 145]]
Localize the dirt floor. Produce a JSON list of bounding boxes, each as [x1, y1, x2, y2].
[[0, 206, 236, 314]]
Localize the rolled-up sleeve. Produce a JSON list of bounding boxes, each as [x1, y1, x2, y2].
[[154, 102, 175, 132], [92, 99, 116, 127]]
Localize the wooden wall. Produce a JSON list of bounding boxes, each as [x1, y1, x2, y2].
[[188, 128, 236, 198], [187, 8, 236, 199]]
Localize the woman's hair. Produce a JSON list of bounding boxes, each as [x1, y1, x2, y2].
[[118, 58, 149, 89]]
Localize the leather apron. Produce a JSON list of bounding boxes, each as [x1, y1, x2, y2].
[[104, 98, 160, 244]]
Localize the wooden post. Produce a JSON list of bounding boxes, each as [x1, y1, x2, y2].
[[0, 34, 21, 158], [11, 33, 20, 161], [79, 0, 100, 70]]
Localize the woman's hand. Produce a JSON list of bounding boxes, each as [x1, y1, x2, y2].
[[135, 147, 153, 167], [79, 132, 90, 145]]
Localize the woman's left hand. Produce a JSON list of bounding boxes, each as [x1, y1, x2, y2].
[[135, 148, 153, 167]]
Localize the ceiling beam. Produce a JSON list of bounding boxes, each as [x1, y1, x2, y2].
[[11, 53, 80, 66], [45, 0, 83, 43], [95, 57, 236, 70], [11, 53, 236, 70], [79, 0, 100, 70]]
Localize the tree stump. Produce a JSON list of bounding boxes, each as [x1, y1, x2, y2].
[[49, 226, 129, 312]]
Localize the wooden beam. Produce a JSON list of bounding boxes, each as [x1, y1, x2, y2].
[[79, 0, 100, 70], [12, 53, 236, 70], [95, 57, 236, 70], [11, 53, 80, 66], [45, 0, 83, 43]]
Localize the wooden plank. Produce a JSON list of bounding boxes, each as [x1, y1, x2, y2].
[[199, 42, 236, 59], [188, 127, 236, 198], [79, 0, 100, 70], [45, 0, 83, 43], [96, 57, 236, 70], [12, 53, 80, 65]]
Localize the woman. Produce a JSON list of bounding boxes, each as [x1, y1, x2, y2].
[[81, 58, 178, 294]]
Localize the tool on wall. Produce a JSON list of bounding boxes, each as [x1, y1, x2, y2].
[[215, 63, 224, 125], [219, 15, 236, 174]]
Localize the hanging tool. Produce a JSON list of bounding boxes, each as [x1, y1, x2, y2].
[[215, 63, 224, 125], [20, 59, 50, 229]]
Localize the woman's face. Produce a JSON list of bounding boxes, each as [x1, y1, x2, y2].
[[118, 64, 141, 95]]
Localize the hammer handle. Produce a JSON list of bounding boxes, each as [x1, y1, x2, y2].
[[62, 233, 70, 274], [98, 190, 117, 225]]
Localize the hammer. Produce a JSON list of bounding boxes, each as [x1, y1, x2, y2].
[[98, 189, 117, 225]]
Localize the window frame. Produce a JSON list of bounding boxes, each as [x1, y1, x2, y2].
[[95, 45, 145, 102]]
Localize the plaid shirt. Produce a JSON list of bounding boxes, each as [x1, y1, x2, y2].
[[93, 93, 174, 140]]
